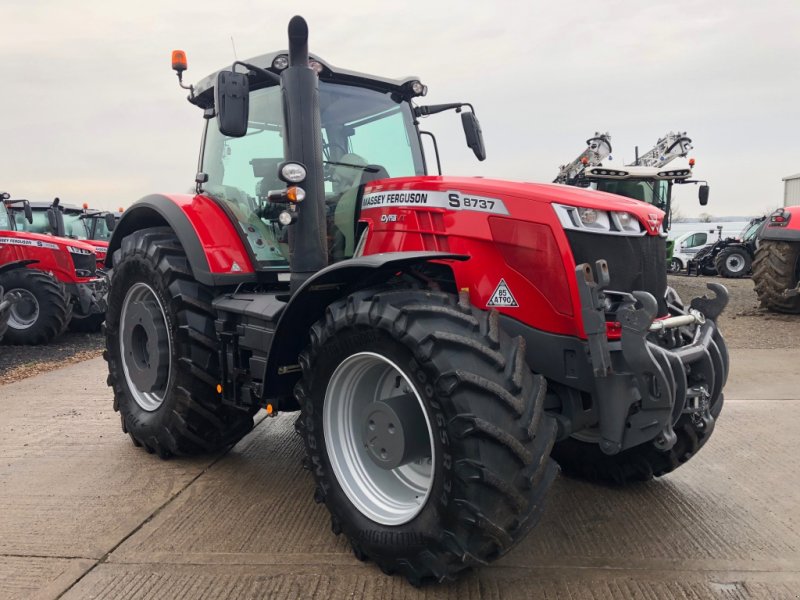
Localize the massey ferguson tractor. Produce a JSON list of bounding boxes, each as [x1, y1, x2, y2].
[[753, 206, 800, 312], [104, 17, 730, 585], [1, 193, 104, 343]]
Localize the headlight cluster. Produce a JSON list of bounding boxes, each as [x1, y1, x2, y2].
[[554, 204, 645, 236], [68, 246, 94, 255]]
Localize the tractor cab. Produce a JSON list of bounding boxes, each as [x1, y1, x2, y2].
[[186, 50, 483, 272], [582, 165, 709, 230]]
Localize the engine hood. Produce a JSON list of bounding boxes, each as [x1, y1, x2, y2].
[[363, 176, 666, 235]]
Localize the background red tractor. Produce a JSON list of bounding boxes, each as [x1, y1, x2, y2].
[[9, 198, 116, 269], [104, 17, 729, 584], [753, 205, 800, 312], [1, 193, 105, 342]]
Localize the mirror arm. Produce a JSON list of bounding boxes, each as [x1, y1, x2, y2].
[[420, 131, 442, 175], [232, 61, 281, 84]]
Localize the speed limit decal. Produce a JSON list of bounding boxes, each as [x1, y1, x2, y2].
[[361, 190, 508, 215], [487, 279, 518, 307]]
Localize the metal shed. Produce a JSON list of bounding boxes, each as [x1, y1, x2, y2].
[[784, 172, 800, 206]]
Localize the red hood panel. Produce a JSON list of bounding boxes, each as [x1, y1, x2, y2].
[[364, 176, 666, 235]]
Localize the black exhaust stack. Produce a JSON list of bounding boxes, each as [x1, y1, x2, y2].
[[281, 16, 328, 293]]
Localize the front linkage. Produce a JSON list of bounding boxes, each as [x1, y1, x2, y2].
[[575, 260, 728, 456]]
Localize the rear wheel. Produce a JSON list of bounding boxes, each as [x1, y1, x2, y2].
[[297, 288, 558, 584], [104, 227, 253, 457], [714, 246, 752, 278], [752, 240, 800, 313], [0, 269, 69, 345]]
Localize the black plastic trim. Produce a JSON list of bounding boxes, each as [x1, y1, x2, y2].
[[760, 227, 800, 242]]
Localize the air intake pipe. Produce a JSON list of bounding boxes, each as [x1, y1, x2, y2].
[[281, 16, 328, 293]]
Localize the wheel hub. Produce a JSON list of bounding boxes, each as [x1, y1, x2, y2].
[[120, 282, 171, 411], [726, 255, 743, 272], [6, 288, 39, 330], [323, 352, 435, 526], [361, 394, 429, 470]]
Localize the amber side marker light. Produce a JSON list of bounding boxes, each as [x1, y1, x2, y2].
[[216, 384, 223, 394], [266, 404, 274, 415]]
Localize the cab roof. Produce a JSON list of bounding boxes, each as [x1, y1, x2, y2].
[[192, 51, 422, 109]]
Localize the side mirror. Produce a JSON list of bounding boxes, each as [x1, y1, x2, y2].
[[215, 70, 250, 137], [0, 192, 9, 200], [699, 184, 709, 206], [24, 204, 33, 224], [104, 213, 116, 232], [461, 111, 486, 161]]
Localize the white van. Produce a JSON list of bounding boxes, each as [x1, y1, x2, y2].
[[669, 230, 719, 272]]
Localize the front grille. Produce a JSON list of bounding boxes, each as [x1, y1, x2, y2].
[[70, 251, 97, 277], [565, 231, 668, 315]]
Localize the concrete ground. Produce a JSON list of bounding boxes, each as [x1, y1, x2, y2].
[[1, 350, 799, 599]]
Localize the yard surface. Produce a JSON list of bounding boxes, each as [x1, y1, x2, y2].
[[1, 275, 798, 599]]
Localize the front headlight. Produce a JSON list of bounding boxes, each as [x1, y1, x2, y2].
[[554, 204, 645, 236]]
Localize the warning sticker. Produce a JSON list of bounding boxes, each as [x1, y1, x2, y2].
[[487, 279, 518, 307]]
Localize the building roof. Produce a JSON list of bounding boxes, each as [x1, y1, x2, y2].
[[782, 173, 800, 181]]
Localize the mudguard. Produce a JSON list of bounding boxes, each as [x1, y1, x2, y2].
[[106, 194, 256, 287], [760, 206, 800, 242], [263, 251, 467, 401]]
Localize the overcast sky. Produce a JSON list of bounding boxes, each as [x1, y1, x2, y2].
[[1, 0, 797, 218]]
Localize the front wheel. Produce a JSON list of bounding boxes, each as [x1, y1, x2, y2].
[[714, 247, 752, 278], [668, 257, 682, 273], [0, 269, 69, 345], [297, 289, 558, 585], [104, 227, 253, 457]]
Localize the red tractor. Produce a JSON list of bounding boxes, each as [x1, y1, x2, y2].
[[753, 205, 800, 312], [104, 17, 730, 584], [11, 199, 115, 269], [1, 193, 105, 342]]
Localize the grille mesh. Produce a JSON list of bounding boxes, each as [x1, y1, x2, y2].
[[565, 231, 668, 315], [70, 251, 97, 277]]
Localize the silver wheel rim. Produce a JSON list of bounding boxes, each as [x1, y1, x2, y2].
[[119, 282, 171, 412], [670, 259, 681, 273], [323, 352, 435, 526], [726, 254, 744, 272], [7, 288, 39, 330]]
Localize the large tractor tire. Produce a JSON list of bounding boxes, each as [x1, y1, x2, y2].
[[0, 268, 70, 345], [297, 288, 558, 585], [104, 227, 253, 458], [714, 246, 752, 278], [752, 240, 800, 314], [551, 331, 726, 485]]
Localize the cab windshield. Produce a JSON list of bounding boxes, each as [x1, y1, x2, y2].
[[87, 215, 114, 241], [62, 212, 88, 239], [202, 82, 425, 269], [595, 179, 669, 210]]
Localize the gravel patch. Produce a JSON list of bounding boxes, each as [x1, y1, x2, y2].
[[668, 274, 800, 350], [0, 332, 103, 385]]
